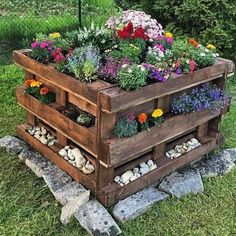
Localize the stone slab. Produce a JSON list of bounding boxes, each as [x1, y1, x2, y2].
[[53, 181, 88, 206], [112, 187, 169, 222], [60, 190, 90, 225], [43, 168, 72, 192], [0, 135, 28, 154], [193, 151, 235, 177], [225, 148, 236, 162], [159, 169, 204, 198], [74, 200, 122, 236]]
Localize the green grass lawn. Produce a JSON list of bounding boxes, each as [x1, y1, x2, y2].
[[0, 64, 235, 235]]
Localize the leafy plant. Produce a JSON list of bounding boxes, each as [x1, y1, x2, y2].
[[76, 113, 92, 126], [66, 45, 101, 82], [118, 64, 148, 90], [113, 115, 138, 138]]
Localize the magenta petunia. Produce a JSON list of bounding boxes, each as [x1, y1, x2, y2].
[[31, 42, 38, 49]]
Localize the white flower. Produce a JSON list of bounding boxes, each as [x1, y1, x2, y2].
[[205, 48, 209, 53], [128, 68, 133, 73], [200, 52, 206, 57], [122, 64, 129, 68]]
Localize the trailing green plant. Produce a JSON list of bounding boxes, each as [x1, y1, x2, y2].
[[118, 64, 148, 90], [113, 114, 138, 138]]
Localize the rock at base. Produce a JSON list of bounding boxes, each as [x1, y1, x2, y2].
[[159, 169, 204, 198], [225, 148, 236, 162], [74, 200, 122, 236], [193, 151, 235, 177], [60, 190, 90, 225], [22, 149, 54, 177], [0, 135, 28, 154], [112, 188, 169, 222], [53, 181, 88, 206], [43, 168, 72, 192]]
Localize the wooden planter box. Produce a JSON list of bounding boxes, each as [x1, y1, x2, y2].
[[14, 50, 234, 206]]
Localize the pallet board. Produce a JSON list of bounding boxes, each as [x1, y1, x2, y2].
[[14, 50, 234, 206]]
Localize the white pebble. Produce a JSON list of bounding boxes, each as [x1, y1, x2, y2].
[[59, 148, 67, 157], [64, 146, 70, 150], [147, 160, 154, 167], [114, 176, 121, 183]]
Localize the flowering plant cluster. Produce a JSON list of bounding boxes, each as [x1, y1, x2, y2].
[[113, 108, 164, 138], [171, 83, 228, 115], [24, 80, 55, 104], [29, 10, 219, 87], [106, 10, 163, 40]]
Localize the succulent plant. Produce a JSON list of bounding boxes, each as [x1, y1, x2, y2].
[[77, 113, 92, 126]]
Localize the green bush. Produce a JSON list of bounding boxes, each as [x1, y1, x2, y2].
[[116, 0, 236, 61]]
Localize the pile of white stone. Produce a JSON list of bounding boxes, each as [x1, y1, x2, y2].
[[58, 146, 95, 174], [27, 126, 56, 146], [114, 160, 157, 186], [166, 138, 201, 160]]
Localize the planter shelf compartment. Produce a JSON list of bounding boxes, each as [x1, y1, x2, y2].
[[14, 50, 235, 207]]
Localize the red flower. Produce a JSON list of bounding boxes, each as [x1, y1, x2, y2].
[[51, 48, 65, 63], [138, 113, 147, 124], [40, 87, 49, 95], [133, 27, 149, 40], [189, 38, 199, 48], [24, 79, 34, 87], [126, 21, 134, 35], [117, 22, 134, 39]]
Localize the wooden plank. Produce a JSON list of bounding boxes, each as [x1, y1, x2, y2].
[[98, 136, 219, 207], [17, 124, 96, 191], [99, 61, 228, 113], [101, 104, 229, 166], [13, 50, 112, 105], [16, 87, 97, 156], [56, 88, 67, 107], [26, 112, 36, 126], [68, 93, 97, 117], [57, 131, 68, 147]]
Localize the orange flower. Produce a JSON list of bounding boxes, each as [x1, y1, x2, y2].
[[189, 38, 199, 48], [40, 87, 49, 95], [25, 79, 35, 87], [138, 113, 147, 124]]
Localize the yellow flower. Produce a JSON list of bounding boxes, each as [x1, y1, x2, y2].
[[152, 109, 163, 118], [164, 32, 173, 38], [30, 81, 42, 87], [49, 32, 61, 39], [206, 44, 216, 50]]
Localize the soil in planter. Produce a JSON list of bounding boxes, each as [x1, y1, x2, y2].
[[58, 103, 95, 128]]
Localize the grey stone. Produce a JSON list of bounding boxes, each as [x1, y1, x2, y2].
[[23, 149, 54, 177], [74, 200, 122, 236], [159, 169, 204, 198], [0, 135, 28, 154], [112, 188, 169, 222], [60, 190, 90, 225], [43, 168, 72, 192], [193, 151, 235, 177], [225, 148, 236, 162], [53, 181, 88, 205]]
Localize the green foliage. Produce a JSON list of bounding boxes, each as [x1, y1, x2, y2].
[[118, 64, 148, 90], [113, 117, 138, 138], [25, 87, 55, 104], [76, 113, 92, 126], [119, 0, 236, 61], [66, 45, 101, 82], [111, 39, 146, 63]]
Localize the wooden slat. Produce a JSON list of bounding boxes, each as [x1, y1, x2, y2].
[[68, 93, 97, 117], [17, 124, 96, 191], [98, 136, 220, 207], [99, 61, 229, 113], [16, 87, 97, 156], [13, 50, 112, 105], [101, 104, 229, 166]]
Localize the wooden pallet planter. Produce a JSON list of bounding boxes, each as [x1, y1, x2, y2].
[[14, 49, 234, 206]]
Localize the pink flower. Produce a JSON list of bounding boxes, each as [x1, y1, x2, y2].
[[40, 42, 48, 49], [189, 59, 197, 75], [166, 37, 174, 44], [154, 44, 164, 52], [31, 42, 38, 48]]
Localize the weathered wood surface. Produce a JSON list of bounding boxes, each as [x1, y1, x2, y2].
[[17, 124, 96, 191], [99, 61, 232, 113], [101, 103, 229, 166], [16, 87, 97, 156], [13, 50, 112, 106], [98, 135, 221, 207]]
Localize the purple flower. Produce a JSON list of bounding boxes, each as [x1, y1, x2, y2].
[[175, 67, 182, 74], [151, 68, 165, 82], [166, 37, 174, 44], [154, 44, 165, 52], [40, 42, 48, 49], [127, 113, 136, 122], [31, 42, 38, 48]]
